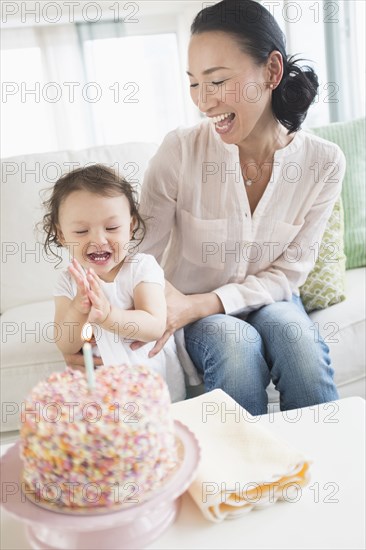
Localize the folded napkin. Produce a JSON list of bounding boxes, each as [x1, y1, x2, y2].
[[171, 389, 310, 522]]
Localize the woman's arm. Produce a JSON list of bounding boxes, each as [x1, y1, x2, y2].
[[130, 282, 224, 356], [165, 281, 224, 326], [138, 130, 181, 261]]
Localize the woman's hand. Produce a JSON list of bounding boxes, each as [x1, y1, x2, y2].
[[68, 258, 92, 315], [130, 282, 224, 356], [165, 279, 197, 329], [63, 350, 103, 370], [86, 268, 112, 325], [130, 281, 197, 357]]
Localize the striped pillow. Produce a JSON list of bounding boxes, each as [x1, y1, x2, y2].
[[311, 118, 366, 269]]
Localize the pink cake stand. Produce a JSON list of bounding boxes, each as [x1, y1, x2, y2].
[[1, 420, 200, 550]]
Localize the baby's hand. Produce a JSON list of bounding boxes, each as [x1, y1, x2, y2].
[[68, 258, 92, 315], [86, 268, 111, 325]]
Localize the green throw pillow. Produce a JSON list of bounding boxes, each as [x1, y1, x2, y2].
[[312, 118, 366, 269], [300, 198, 346, 313]]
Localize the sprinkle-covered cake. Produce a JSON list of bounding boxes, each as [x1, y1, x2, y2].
[[20, 365, 178, 510]]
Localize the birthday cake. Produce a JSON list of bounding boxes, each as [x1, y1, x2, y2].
[[20, 365, 179, 510]]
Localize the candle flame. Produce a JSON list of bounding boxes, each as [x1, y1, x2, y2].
[[81, 323, 93, 342]]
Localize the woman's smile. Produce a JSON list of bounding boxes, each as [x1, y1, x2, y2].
[[209, 112, 236, 134]]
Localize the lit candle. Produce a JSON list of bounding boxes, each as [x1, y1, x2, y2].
[[81, 323, 93, 342], [82, 323, 95, 391]]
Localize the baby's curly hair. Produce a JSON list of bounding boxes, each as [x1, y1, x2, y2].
[[39, 164, 146, 263]]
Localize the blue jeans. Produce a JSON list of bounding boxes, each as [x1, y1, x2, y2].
[[184, 294, 339, 415]]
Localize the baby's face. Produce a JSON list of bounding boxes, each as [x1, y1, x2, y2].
[[57, 190, 134, 282]]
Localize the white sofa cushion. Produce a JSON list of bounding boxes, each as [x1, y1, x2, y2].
[[309, 267, 366, 393], [266, 268, 366, 403], [1, 301, 65, 432]]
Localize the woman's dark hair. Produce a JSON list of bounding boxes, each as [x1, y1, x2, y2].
[[39, 164, 146, 263], [191, 0, 319, 133]]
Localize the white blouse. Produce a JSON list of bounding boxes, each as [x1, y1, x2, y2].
[[139, 118, 346, 317]]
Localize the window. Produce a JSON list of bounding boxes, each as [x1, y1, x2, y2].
[[81, 32, 186, 146], [1, 47, 58, 157]]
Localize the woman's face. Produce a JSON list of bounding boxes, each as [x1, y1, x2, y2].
[[187, 31, 277, 145]]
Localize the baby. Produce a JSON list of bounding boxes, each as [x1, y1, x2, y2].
[[40, 163, 181, 385]]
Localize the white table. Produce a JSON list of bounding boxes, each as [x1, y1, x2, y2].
[[1, 397, 365, 550]]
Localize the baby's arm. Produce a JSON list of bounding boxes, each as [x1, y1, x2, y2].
[[108, 282, 166, 342], [54, 295, 88, 355], [127, 281, 167, 341], [87, 270, 166, 343]]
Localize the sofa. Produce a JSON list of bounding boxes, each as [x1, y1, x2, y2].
[[1, 119, 365, 433]]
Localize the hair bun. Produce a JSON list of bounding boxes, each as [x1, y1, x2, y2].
[[272, 57, 319, 132]]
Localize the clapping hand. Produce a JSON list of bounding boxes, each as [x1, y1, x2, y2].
[[68, 258, 92, 315], [86, 268, 111, 325]]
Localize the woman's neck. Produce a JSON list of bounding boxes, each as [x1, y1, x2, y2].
[[237, 120, 292, 166]]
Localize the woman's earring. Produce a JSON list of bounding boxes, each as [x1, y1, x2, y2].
[[269, 83, 274, 89]]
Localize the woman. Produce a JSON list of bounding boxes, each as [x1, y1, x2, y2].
[[65, 0, 344, 415], [133, 0, 345, 415]]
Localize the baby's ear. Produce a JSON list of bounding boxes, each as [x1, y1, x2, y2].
[[56, 226, 65, 245], [130, 217, 137, 237]]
